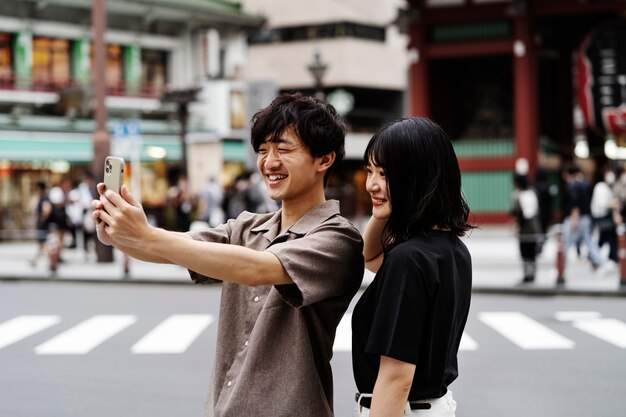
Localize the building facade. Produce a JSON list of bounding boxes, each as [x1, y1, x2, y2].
[[240, 0, 409, 222], [0, 0, 264, 238], [406, 0, 626, 223]]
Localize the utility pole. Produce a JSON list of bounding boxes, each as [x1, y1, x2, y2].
[[91, 0, 113, 262]]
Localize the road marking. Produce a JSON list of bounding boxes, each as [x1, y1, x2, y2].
[[555, 311, 602, 322], [459, 332, 478, 351], [333, 313, 352, 352], [35, 315, 137, 355], [478, 312, 575, 350], [0, 315, 60, 349], [572, 318, 626, 348], [131, 314, 214, 354]]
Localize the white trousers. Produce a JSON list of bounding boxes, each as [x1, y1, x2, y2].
[[353, 390, 456, 417]]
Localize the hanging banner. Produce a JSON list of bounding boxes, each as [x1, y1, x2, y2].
[[13, 31, 32, 88], [71, 38, 90, 85], [123, 45, 141, 94], [578, 21, 626, 137]]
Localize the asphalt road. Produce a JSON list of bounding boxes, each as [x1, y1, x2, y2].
[[1, 281, 625, 417]]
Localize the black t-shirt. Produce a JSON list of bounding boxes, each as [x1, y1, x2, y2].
[[351, 230, 472, 401]]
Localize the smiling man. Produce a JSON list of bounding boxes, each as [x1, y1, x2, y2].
[[91, 93, 364, 417]]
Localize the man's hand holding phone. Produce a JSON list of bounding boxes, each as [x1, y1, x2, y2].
[[92, 156, 152, 248]]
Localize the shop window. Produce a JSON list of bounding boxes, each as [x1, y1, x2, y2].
[[106, 44, 123, 92], [0, 33, 11, 84], [249, 22, 385, 44], [32, 37, 70, 90], [141, 49, 167, 96]]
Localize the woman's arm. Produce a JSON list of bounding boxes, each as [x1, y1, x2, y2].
[[363, 216, 387, 273], [368, 355, 416, 417]]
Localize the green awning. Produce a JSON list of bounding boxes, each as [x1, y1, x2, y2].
[[0, 133, 182, 163], [222, 139, 249, 162]]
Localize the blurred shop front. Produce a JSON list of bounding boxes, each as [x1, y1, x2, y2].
[[406, 0, 626, 223], [0, 0, 265, 240], [0, 121, 253, 239], [0, 121, 181, 239]]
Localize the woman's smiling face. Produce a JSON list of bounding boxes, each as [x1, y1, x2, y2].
[[365, 158, 391, 219]]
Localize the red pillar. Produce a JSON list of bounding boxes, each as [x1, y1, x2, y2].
[[513, 14, 538, 178], [408, 11, 429, 117]]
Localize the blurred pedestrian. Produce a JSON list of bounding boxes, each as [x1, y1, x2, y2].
[[59, 178, 76, 249], [69, 173, 98, 257], [66, 180, 84, 250], [80, 173, 98, 255], [48, 182, 71, 268], [532, 168, 556, 253], [353, 118, 472, 417], [224, 171, 252, 219], [197, 176, 224, 227], [510, 174, 541, 284], [612, 165, 626, 227], [92, 92, 364, 417], [562, 164, 607, 274], [30, 181, 52, 267], [167, 175, 193, 232], [591, 165, 619, 265]]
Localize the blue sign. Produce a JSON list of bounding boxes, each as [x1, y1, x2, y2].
[[111, 120, 141, 138]]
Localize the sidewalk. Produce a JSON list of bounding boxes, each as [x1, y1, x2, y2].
[[1, 226, 625, 297]]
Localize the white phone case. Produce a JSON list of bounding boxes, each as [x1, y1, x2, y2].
[[104, 156, 125, 193]]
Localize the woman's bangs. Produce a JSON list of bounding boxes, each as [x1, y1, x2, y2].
[[364, 137, 387, 169]]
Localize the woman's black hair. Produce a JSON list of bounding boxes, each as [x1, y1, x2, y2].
[[364, 117, 473, 248], [251, 92, 346, 186]]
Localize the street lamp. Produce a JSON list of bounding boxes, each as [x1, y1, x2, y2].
[[307, 51, 328, 100]]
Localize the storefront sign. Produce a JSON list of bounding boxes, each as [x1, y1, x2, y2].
[[13, 31, 32, 88], [578, 21, 626, 137], [123, 45, 141, 94], [72, 38, 90, 84]]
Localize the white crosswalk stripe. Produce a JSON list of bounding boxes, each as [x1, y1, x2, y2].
[[131, 314, 214, 354], [333, 313, 352, 352], [478, 312, 575, 350], [2, 311, 626, 354], [35, 315, 137, 355], [556, 311, 626, 348], [0, 315, 60, 349], [459, 332, 478, 351], [573, 319, 626, 348]]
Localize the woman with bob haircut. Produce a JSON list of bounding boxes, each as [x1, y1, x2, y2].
[[351, 117, 473, 417]]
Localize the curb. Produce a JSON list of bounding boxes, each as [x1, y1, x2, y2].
[[472, 285, 626, 298], [0, 276, 194, 286], [3, 275, 626, 297]]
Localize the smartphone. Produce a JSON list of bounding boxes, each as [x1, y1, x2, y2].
[[103, 156, 125, 194]]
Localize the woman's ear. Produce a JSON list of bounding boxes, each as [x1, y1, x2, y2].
[[318, 151, 336, 172]]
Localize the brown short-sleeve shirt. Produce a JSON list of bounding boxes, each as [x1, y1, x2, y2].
[[188, 200, 364, 417]]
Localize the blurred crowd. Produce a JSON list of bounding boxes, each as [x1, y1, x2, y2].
[[510, 163, 626, 284], [28, 171, 283, 272]]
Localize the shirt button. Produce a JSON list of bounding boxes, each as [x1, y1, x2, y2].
[[227, 381, 232, 387], [253, 296, 259, 302], [244, 340, 249, 347]]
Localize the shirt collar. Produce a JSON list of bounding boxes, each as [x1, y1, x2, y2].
[[250, 200, 341, 238]]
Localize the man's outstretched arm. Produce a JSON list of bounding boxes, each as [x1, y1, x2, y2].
[[93, 184, 292, 286]]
